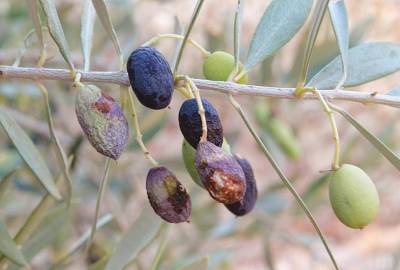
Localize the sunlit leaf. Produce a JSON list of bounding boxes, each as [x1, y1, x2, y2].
[[244, 0, 313, 71], [91, 0, 122, 67], [0, 107, 61, 200], [105, 205, 162, 270], [307, 42, 400, 89], [328, 0, 349, 88], [25, 0, 43, 47], [331, 104, 400, 171], [38, 0, 75, 70], [81, 0, 96, 71], [0, 221, 27, 266], [180, 257, 208, 270]]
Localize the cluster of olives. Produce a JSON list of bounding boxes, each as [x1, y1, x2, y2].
[[74, 45, 379, 229]]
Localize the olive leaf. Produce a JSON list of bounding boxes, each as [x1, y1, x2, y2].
[[0, 169, 20, 201], [81, 0, 96, 71], [387, 85, 400, 96], [0, 221, 28, 267], [38, 0, 75, 70], [0, 107, 62, 200], [330, 104, 400, 171], [105, 205, 162, 270], [244, 0, 313, 71], [328, 0, 349, 89], [307, 42, 400, 89], [25, 0, 43, 47], [179, 257, 208, 270], [91, 0, 123, 67], [233, 0, 244, 70]]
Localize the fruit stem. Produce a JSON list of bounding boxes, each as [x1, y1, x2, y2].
[[183, 75, 208, 143], [173, 0, 206, 74], [298, 87, 341, 170], [228, 94, 339, 270], [87, 157, 112, 251], [142, 34, 210, 57], [149, 223, 172, 270], [126, 86, 159, 166]]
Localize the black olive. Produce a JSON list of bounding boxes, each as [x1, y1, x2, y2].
[[178, 98, 223, 149], [127, 47, 174, 110]]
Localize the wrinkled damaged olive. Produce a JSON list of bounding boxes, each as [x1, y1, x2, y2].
[[179, 98, 223, 149], [146, 166, 191, 223], [75, 84, 129, 160], [225, 156, 258, 216], [203, 51, 248, 84], [195, 141, 246, 204], [329, 164, 379, 229], [127, 47, 174, 110], [182, 138, 231, 188]]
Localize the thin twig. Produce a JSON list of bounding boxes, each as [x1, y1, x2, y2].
[[1, 66, 400, 108]]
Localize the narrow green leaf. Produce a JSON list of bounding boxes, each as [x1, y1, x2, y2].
[[91, 0, 123, 68], [81, 0, 96, 71], [233, 0, 244, 71], [0, 169, 20, 201], [244, 0, 313, 71], [0, 221, 27, 266], [25, 0, 43, 47], [328, 0, 349, 89], [105, 205, 162, 270], [330, 104, 400, 171], [0, 108, 61, 200], [179, 257, 208, 270], [38, 0, 75, 70], [307, 42, 400, 89]]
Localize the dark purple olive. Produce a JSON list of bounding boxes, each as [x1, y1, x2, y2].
[[195, 141, 246, 204], [146, 166, 191, 223], [225, 156, 258, 216], [127, 47, 174, 110], [75, 84, 129, 160], [179, 98, 223, 149]]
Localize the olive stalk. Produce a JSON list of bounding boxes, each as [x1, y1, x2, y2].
[[141, 34, 210, 57], [126, 86, 159, 166], [296, 87, 341, 170], [228, 95, 339, 270], [149, 223, 172, 270]]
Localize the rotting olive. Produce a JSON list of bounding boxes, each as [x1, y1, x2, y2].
[[75, 84, 129, 160]]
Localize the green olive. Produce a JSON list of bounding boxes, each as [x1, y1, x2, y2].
[[329, 164, 379, 229], [268, 118, 301, 160], [182, 138, 231, 188], [203, 51, 248, 84]]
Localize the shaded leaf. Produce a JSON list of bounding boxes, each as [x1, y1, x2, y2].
[[0, 107, 61, 200], [38, 0, 75, 70], [81, 0, 96, 71], [0, 221, 27, 266], [328, 0, 349, 88], [105, 205, 162, 270], [25, 0, 43, 47], [0, 169, 20, 201], [180, 257, 208, 270], [91, 0, 122, 67], [244, 0, 313, 71], [307, 42, 400, 89], [331, 104, 400, 171]]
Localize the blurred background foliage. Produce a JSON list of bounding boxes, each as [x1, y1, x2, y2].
[[1, 0, 400, 269]]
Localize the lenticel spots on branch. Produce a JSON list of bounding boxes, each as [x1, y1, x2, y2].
[[127, 47, 174, 110]]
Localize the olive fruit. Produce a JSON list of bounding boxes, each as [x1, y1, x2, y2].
[[195, 141, 246, 204], [329, 164, 379, 229], [179, 98, 223, 149], [126, 47, 174, 110], [202, 51, 248, 84], [75, 84, 129, 160], [182, 138, 231, 188], [268, 118, 301, 160], [225, 156, 258, 216], [146, 166, 191, 223]]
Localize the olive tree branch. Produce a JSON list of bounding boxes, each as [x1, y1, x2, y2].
[[1, 65, 400, 108]]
